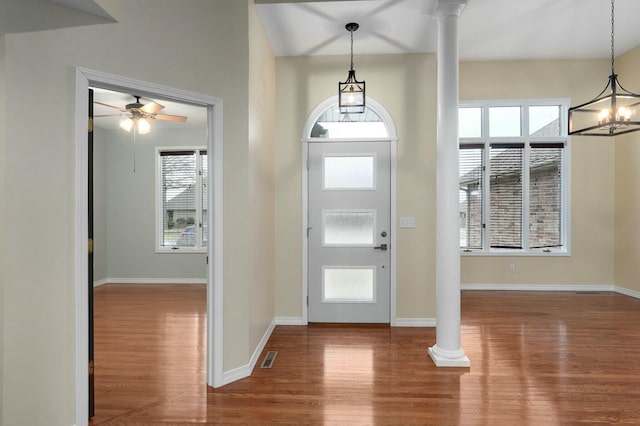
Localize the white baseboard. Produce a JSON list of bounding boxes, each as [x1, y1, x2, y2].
[[461, 283, 615, 292], [614, 285, 640, 299], [93, 278, 109, 287], [275, 316, 436, 327], [275, 316, 305, 325], [393, 318, 436, 327], [94, 277, 207, 287], [249, 318, 277, 371], [222, 364, 251, 386], [222, 317, 276, 386], [462, 283, 640, 300]]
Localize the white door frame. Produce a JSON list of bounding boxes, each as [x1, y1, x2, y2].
[[301, 95, 398, 325], [73, 68, 224, 425]]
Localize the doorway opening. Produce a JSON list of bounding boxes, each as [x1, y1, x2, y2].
[[301, 96, 398, 324], [74, 68, 224, 425]]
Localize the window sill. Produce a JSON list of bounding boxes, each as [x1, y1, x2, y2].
[[461, 249, 569, 257], [156, 247, 207, 254]]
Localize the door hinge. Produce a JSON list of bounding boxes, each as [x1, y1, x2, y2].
[[306, 295, 309, 306], [88, 117, 93, 133], [88, 238, 94, 254], [89, 360, 94, 376]]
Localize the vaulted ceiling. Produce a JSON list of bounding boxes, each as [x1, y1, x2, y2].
[[255, 0, 640, 60], [6, 0, 639, 62]]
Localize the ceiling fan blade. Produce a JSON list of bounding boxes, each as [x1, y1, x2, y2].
[[141, 101, 165, 114], [153, 114, 188, 123], [94, 114, 128, 117], [94, 101, 126, 112]]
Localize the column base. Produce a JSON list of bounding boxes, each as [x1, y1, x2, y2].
[[428, 344, 470, 367]]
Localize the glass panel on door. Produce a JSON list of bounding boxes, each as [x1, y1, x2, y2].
[[322, 210, 375, 246], [323, 267, 375, 302], [323, 155, 375, 189]]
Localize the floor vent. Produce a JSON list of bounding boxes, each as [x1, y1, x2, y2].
[[260, 351, 278, 369]]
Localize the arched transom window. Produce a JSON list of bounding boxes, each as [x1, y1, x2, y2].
[[309, 104, 390, 139]]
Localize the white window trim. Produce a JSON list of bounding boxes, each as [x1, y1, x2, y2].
[[460, 98, 571, 257], [155, 146, 208, 253]]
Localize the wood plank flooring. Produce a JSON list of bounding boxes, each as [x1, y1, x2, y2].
[[90, 285, 640, 425]]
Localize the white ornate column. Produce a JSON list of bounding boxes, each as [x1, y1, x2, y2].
[[428, 0, 470, 367]]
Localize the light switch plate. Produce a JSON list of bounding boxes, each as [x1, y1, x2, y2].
[[400, 217, 416, 228]]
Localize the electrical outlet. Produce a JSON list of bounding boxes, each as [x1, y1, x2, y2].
[[509, 264, 516, 273]]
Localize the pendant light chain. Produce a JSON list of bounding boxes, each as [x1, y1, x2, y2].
[[350, 29, 355, 71], [339, 22, 365, 114], [611, 0, 615, 73]]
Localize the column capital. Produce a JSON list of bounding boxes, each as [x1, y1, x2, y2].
[[432, 0, 469, 17]]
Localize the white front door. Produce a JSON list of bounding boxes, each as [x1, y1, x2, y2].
[[308, 141, 391, 323]]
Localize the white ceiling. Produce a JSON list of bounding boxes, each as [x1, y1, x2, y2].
[[256, 0, 640, 60], [44, 0, 640, 61], [49, 0, 114, 21]]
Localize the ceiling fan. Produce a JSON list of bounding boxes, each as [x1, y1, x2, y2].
[[94, 95, 188, 134]]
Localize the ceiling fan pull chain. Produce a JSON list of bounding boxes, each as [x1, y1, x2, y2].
[[132, 130, 137, 173]]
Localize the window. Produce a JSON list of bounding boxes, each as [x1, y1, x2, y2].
[[310, 105, 388, 138], [459, 99, 569, 254], [157, 148, 207, 252]]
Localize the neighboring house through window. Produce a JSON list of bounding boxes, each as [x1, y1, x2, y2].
[[156, 148, 207, 252], [459, 99, 569, 254]]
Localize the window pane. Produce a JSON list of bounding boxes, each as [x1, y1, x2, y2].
[[490, 145, 523, 249], [324, 156, 374, 189], [323, 211, 375, 245], [162, 152, 196, 247], [489, 107, 521, 137], [530, 145, 563, 249], [530, 106, 561, 136], [323, 268, 374, 302], [200, 151, 208, 246], [460, 146, 483, 249], [312, 106, 388, 138], [459, 107, 482, 138]]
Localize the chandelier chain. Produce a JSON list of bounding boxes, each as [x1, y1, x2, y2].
[[611, 0, 615, 73], [350, 30, 354, 71]]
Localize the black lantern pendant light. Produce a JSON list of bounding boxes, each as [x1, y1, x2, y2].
[[339, 22, 366, 114], [568, 0, 640, 136]]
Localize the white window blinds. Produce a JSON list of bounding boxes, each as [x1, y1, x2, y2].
[[159, 149, 207, 250]]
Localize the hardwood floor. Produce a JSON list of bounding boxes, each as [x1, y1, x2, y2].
[[90, 285, 640, 425]]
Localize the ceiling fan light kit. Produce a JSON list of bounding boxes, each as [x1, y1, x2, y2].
[[568, 0, 640, 136], [95, 94, 188, 135], [339, 22, 366, 114]]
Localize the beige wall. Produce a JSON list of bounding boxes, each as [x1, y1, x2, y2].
[[460, 59, 615, 287], [275, 54, 439, 320], [0, 32, 5, 424], [614, 45, 640, 293], [94, 127, 209, 281], [1, 1, 274, 423], [248, 1, 276, 359], [275, 55, 619, 324]]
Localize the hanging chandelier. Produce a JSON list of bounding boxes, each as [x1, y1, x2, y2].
[[568, 0, 640, 136], [339, 22, 366, 114]]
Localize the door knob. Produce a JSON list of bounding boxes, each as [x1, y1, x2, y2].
[[374, 243, 388, 251]]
